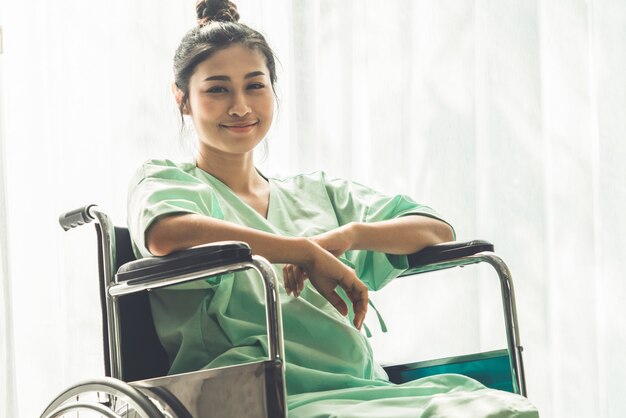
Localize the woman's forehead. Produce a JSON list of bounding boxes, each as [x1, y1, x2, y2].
[[193, 44, 269, 80]]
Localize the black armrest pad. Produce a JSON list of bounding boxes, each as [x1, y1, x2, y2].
[[407, 240, 494, 268], [116, 241, 252, 284]]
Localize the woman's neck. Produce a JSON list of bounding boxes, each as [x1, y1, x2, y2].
[[196, 150, 266, 195], [196, 149, 270, 218]]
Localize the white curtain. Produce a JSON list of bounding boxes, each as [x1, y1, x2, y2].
[[1, 19, 18, 417], [1, 1, 625, 417]]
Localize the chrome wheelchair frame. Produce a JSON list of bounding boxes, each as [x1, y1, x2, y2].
[[41, 204, 526, 418]]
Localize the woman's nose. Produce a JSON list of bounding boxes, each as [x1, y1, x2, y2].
[[228, 92, 251, 117]]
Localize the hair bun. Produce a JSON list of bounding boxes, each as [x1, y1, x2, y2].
[[196, 0, 240, 26]]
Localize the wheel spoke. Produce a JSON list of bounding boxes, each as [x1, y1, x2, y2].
[[41, 378, 166, 418]]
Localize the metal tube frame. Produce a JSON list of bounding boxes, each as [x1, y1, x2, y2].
[[107, 258, 286, 370], [401, 251, 527, 396], [470, 252, 526, 397], [88, 207, 120, 380]]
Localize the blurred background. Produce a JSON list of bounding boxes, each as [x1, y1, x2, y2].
[[1, 1, 625, 417]]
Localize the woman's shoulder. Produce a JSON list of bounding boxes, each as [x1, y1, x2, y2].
[[269, 170, 337, 191], [270, 170, 326, 184], [270, 170, 381, 198], [132, 159, 199, 184]]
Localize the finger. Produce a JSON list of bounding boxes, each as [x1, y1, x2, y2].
[[288, 264, 302, 298], [319, 290, 349, 316], [282, 265, 289, 295], [342, 281, 368, 330], [283, 264, 293, 295], [291, 264, 300, 297], [294, 265, 306, 296]]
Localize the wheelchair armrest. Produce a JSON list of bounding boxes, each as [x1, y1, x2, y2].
[[115, 241, 252, 285], [398, 239, 527, 395], [401, 240, 494, 276], [408, 240, 494, 266], [112, 241, 286, 394]]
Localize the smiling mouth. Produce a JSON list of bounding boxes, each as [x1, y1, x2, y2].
[[221, 121, 259, 130]]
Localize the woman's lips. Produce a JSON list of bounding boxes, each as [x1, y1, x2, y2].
[[221, 121, 259, 133]]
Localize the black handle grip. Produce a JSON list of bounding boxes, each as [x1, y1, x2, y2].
[[59, 204, 97, 231]]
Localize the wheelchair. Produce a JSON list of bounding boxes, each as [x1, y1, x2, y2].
[[41, 204, 527, 418]]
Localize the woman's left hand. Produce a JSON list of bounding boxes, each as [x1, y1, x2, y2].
[[282, 240, 368, 329], [282, 224, 355, 297]]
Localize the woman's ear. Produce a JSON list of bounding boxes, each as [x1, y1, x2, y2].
[[172, 83, 190, 115]]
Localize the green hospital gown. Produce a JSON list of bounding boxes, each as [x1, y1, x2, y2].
[[127, 159, 539, 417]]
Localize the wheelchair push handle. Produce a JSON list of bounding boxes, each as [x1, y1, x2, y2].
[[59, 204, 97, 231]]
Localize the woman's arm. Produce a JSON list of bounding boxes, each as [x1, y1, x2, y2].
[[282, 215, 453, 299], [310, 215, 454, 257], [148, 213, 314, 261], [147, 214, 369, 329]]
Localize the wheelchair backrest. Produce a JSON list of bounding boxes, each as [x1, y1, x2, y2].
[[96, 226, 170, 382]]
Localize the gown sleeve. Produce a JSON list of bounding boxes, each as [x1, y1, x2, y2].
[[127, 159, 223, 258], [322, 173, 455, 291]]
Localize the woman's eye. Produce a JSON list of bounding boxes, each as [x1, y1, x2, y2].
[[206, 86, 228, 94], [248, 83, 265, 90]]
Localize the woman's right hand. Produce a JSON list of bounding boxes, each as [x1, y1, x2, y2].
[[283, 242, 368, 330]]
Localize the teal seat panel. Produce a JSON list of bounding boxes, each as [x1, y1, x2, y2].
[[383, 349, 514, 393]]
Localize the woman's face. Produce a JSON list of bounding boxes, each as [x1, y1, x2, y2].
[[184, 44, 274, 157]]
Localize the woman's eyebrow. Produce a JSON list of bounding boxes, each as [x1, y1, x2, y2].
[[203, 71, 266, 82], [244, 71, 266, 79]]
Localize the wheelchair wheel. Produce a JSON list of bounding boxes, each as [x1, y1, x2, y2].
[[41, 377, 168, 418]]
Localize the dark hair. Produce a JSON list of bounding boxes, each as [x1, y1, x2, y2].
[[173, 0, 278, 119]]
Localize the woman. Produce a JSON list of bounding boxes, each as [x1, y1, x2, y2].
[[127, 1, 538, 416]]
